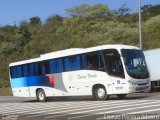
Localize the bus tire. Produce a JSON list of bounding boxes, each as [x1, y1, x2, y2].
[[116, 94, 126, 99], [36, 89, 47, 102], [94, 87, 108, 100]]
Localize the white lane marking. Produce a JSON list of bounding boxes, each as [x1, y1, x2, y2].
[[128, 108, 160, 114], [0, 100, 157, 114], [67, 101, 160, 119], [0, 103, 53, 113], [0, 101, 98, 114], [45, 100, 154, 119], [0, 99, 157, 112], [26, 100, 126, 118], [23, 101, 123, 114], [0, 103, 67, 114]]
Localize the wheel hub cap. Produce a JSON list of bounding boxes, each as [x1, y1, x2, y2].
[[98, 88, 105, 98], [39, 92, 44, 100]]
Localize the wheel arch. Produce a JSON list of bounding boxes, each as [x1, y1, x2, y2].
[[36, 88, 47, 102], [36, 88, 44, 95], [92, 84, 106, 96]]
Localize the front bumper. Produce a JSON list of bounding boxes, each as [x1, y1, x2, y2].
[[129, 82, 151, 93]]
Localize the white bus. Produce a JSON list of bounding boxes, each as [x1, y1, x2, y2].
[[9, 45, 150, 102]]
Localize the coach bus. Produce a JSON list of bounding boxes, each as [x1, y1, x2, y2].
[[9, 45, 150, 102]]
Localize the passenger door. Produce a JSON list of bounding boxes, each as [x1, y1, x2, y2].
[[102, 49, 126, 94]]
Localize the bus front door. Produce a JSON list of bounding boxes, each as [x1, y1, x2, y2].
[[102, 49, 126, 94]]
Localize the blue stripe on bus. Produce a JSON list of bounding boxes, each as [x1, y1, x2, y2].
[[10, 76, 54, 88], [10, 77, 28, 88]]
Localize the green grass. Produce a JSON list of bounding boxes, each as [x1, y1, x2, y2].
[[0, 88, 12, 96]]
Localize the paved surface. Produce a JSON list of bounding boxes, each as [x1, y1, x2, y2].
[[0, 92, 160, 120]]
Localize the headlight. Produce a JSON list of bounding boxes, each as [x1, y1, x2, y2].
[[128, 80, 137, 86]]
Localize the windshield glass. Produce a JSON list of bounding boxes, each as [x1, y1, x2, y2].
[[121, 49, 149, 79]]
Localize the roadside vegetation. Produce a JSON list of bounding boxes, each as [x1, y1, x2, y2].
[[0, 4, 159, 90]]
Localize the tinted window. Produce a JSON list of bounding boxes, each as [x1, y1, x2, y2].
[[10, 66, 23, 78], [102, 49, 125, 78], [29, 63, 35, 76], [35, 63, 39, 75], [57, 59, 64, 72], [81, 54, 87, 69], [23, 64, 29, 77], [35, 61, 50, 75], [17, 66, 22, 77], [49, 60, 57, 73], [85, 51, 104, 70], [64, 55, 80, 71], [42, 61, 49, 75], [10, 67, 16, 78], [49, 59, 64, 73]]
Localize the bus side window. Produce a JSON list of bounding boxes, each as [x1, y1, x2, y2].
[[81, 52, 104, 70], [49, 59, 57, 73], [64, 55, 81, 71], [10, 66, 19, 78], [81, 54, 87, 69], [86, 52, 100, 70], [64, 57, 72, 71], [42, 64, 46, 75], [74, 55, 80, 70], [16, 66, 23, 78], [38, 61, 49, 75], [23, 64, 29, 77], [35, 63, 38, 75], [11, 66, 23, 78], [29, 63, 35, 76], [49, 59, 64, 73], [57, 59, 63, 72], [98, 51, 104, 70]]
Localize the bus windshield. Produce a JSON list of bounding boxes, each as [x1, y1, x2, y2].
[[121, 49, 149, 79]]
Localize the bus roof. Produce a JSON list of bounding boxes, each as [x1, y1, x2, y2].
[[9, 44, 139, 67]]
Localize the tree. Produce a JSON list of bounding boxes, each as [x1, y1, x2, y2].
[[141, 4, 160, 21], [143, 15, 160, 49], [0, 42, 16, 54], [29, 16, 41, 25], [14, 25, 31, 47], [66, 4, 114, 20], [45, 15, 63, 33], [46, 15, 63, 24], [141, 4, 160, 15], [114, 3, 135, 23], [115, 3, 131, 16], [144, 15, 160, 34]]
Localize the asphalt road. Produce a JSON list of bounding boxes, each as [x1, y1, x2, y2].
[[0, 92, 160, 120]]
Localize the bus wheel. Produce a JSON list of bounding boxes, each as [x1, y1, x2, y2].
[[116, 94, 126, 99], [94, 87, 108, 100], [37, 89, 47, 102]]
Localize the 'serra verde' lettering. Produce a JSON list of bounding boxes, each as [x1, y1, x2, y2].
[[77, 75, 87, 79], [77, 73, 97, 79], [87, 73, 97, 78]]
